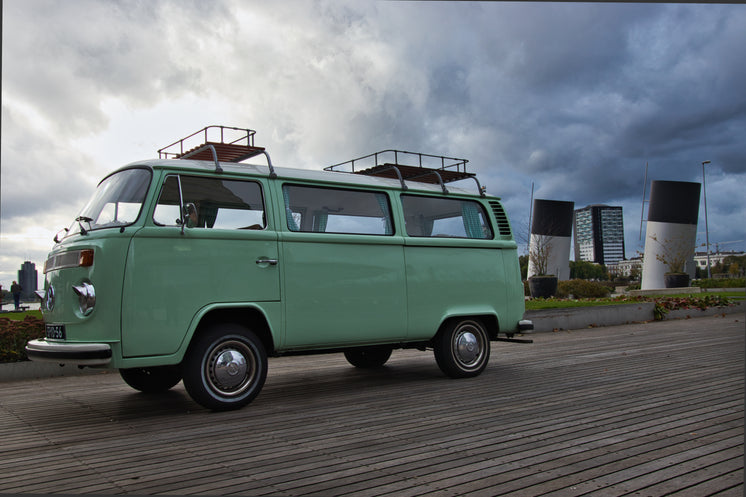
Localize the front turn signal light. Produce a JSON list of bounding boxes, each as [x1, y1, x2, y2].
[[45, 249, 95, 273], [78, 249, 94, 267]]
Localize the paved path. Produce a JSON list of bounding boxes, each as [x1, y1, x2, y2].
[[1, 313, 743, 496]]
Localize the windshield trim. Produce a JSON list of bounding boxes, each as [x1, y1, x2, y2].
[[66, 166, 153, 238], [96, 164, 154, 187]]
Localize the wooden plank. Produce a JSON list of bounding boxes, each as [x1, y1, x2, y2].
[[0, 313, 741, 496]]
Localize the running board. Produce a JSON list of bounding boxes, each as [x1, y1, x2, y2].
[[494, 337, 534, 344]]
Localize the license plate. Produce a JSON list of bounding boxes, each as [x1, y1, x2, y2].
[[46, 324, 66, 340]]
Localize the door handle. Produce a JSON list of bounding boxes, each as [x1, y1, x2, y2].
[[256, 258, 278, 266]]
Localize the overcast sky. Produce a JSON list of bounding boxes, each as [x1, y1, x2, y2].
[[2, 0, 745, 291]]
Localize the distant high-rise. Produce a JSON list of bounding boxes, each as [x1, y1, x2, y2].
[[18, 261, 38, 300], [573, 205, 625, 265]]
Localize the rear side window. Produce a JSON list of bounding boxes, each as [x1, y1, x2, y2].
[[401, 195, 493, 239], [154, 175, 265, 229], [282, 185, 393, 235]]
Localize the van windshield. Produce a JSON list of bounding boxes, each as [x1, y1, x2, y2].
[[74, 168, 152, 233]]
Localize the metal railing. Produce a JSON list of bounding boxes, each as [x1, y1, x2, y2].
[[325, 149, 469, 175], [158, 126, 257, 159]]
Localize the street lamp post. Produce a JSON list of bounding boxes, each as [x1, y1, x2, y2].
[[702, 160, 711, 279]]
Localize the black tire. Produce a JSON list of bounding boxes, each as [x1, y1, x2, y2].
[[182, 324, 267, 411], [433, 318, 490, 378], [119, 365, 182, 393], [344, 345, 393, 368]]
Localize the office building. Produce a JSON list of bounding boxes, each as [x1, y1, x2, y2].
[[18, 261, 38, 300], [573, 205, 625, 266]]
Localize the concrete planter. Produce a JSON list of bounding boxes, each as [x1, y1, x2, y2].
[[529, 276, 558, 298], [524, 302, 656, 332], [665, 273, 690, 288]]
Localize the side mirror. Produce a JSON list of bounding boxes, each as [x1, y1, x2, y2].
[[178, 203, 197, 234], [183, 202, 197, 220]]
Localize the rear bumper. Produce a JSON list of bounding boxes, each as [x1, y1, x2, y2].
[[25, 339, 112, 366]]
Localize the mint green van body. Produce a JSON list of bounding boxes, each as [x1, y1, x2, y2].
[[28, 157, 527, 410]]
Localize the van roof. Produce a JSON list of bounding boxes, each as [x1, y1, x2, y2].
[[121, 159, 498, 199]]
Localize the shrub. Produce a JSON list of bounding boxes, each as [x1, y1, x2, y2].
[[0, 315, 45, 362], [694, 278, 745, 289], [556, 279, 612, 299], [653, 294, 734, 319]]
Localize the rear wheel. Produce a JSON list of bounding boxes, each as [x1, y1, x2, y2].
[[182, 324, 267, 411], [120, 365, 182, 393], [433, 318, 490, 378], [344, 345, 393, 368]]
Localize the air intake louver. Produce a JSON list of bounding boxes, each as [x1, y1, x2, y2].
[[489, 201, 512, 237]]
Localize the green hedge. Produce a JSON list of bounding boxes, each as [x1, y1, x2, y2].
[[0, 316, 45, 362], [695, 278, 745, 288], [556, 279, 612, 299]]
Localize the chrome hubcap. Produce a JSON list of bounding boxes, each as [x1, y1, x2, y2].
[[453, 324, 485, 368], [205, 340, 256, 396]]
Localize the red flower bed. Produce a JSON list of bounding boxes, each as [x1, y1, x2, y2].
[[0, 316, 45, 362]]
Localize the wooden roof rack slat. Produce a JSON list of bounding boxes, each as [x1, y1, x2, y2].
[[158, 125, 275, 177]]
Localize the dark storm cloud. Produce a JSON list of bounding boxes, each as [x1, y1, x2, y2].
[[387, 3, 746, 209], [2, 0, 745, 288]]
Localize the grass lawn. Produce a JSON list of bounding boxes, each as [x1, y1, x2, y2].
[[0, 310, 42, 321], [525, 299, 632, 310]]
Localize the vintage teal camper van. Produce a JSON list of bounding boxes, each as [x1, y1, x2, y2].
[[27, 126, 531, 410]]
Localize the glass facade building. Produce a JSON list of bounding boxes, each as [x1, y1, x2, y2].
[[573, 205, 625, 265], [18, 261, 38, 300]]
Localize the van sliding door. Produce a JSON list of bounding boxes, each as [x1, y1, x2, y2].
[[280, 184, 406, 348]]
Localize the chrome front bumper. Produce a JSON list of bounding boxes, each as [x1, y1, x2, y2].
[[25, 339, 112, 366]]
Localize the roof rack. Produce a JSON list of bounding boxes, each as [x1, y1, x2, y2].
[[158, 126, 275, 177], [324, 149, 485, 196]]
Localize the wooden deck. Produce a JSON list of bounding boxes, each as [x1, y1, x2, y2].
[[1, 313, 743, 496]]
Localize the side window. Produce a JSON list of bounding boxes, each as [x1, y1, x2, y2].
[[401, 195, 493, 239], [153, 175, 265, 229], [282, 185, 393, 235]]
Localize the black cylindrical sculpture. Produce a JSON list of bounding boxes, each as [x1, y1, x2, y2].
[[641, 180, 701, 290], [528, 199, 575, 281]]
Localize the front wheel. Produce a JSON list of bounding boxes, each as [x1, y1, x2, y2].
[[120, 365, 182, 393], [433, 318, 490, 378], [182, 324, 267, 411]]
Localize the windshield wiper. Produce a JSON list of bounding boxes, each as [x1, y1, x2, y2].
[[76, 216, 93, 235], [53, 227, 69, 243]]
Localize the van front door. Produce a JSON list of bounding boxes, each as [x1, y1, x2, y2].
[[121, 175, 279, 358]]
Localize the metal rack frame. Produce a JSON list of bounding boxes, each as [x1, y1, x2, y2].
[[325, 149, 485, 196]]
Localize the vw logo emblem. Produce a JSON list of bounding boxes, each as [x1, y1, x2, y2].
[[45, 285, 55, 311]]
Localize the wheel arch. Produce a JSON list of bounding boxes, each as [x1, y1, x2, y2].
[[187, 305, 277, 356], [436, 312, 500, 341]]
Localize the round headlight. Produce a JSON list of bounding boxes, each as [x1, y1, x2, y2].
[[72, 282, 96, 316]]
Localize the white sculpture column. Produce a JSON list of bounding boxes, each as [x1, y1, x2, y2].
[[528, 199, 575, 281], [641, 180, 701, 290]]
